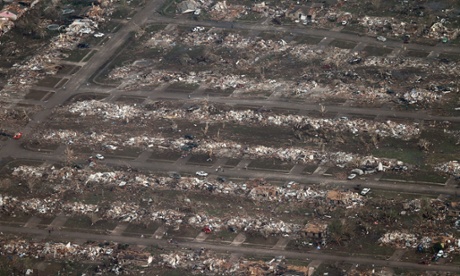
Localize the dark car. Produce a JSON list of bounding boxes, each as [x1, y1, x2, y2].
[[184, 134, 195, 140], [403, 35, 410, 44], [77, 43, 90, 49]]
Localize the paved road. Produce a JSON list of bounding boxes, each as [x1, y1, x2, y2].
[[5, 148, 457, 197], [0, 224, 458, 273], [147, 16, 460, 54], [0, 0, 164, 158], [76, 85, 460, 123], [1, 0, 459, 272]]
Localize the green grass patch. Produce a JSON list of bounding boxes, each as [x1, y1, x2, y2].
[[57, 64, 79, 75], [144, 24, 167, 33], [247, 158, 293, 171], [1, 160, 44, 174], [63, 215, 92, 229], [149, 150, 181, 162], [62, 93, 106, 105], [36, 216, 56, 228], [99, 20, 122, 33], [123, 222, 162, 236], [329, 39, 357, 49], [167, 82, 199, 92], [61, 216, 116, 233], [238, 90, 272, 99], [373, 146, 422, 164], [82, 50, 97, 62], [243, 233, 279, 246], [302, 164, 318, 175], [36, 76, 62, 88], [115, 95, 146, 104], [207, 229, 239, 242], [187, 153, 214, 165], [294, 35, 324, 45], [438, 52, 460, 62], [65, 49, 91, 62], [237, 12, 264, 22], [159, 0, 181, 16], [372, 138, 424, 166], [24, 90, 48, 100], [340, 24, 367, 35], [323, 166, 347, 177], [224, 158, 241, 167], [112, 4, 135, 19], [312, 262, 345, 276], [363, 45, 393, 56], [257, 31, 287, 41], [0, 214, 31, 225], [204, 88, 234, 96], [414, 37, 438, 46], [108, 147, 143, 158], [382, 170, 448, 184], [168, 224, 199, 238], [406, 50, 429, 58]]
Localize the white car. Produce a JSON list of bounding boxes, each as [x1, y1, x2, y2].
[[196, 171, 208, 177], [347, 173, 357, 180], [377, 36, 387, 42], [95, 154, 105, 160], [361, 188, 371, 196]]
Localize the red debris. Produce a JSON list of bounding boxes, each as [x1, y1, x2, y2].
[[13, 132, 22, 140], [202, 225, 212, 234]]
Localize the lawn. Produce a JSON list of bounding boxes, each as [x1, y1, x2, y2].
[[36, 77, 62, 88], [149, 150, 181, 162], [24, 90, 49, 100], [243, 232, 279, 247], [187, 153, 214, 165], [224, 158, 241, 167], [329, 39, 357, 49], [247, 158, 293, 171], [294, 35, 324, 45], [166, 82, 200, 92], [64, 49, 92, 62], [362, 45, 393, 56]]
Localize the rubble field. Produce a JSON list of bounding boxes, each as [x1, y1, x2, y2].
[[3, 159, 460, 273], [1, 0, 460, 274], [25, 99, 459, 175], [100, 23, 460, 114]]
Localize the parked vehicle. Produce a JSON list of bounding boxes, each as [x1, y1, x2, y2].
[[347, 173, 357, 180], [196, 171, 208, 177], [360, 188, 371, 196]]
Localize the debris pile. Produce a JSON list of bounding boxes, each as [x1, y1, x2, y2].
[[378, 231, 419, 248], [0, 0, 112, 99], [66, 19, 99, 36], [326, 190, 365, 208], [38, 130, 407, 169], [68, 101, 146, 120], [161, 251, 231, 273], [11, 164, 366, 207], [160, 250, 288, 274], [2, 237, 153, 273], [379, 231, 460, 254], [359, 16, 459, 41], [0, 0, 40, 38], [436, 161, 460, 176], [209, 1, 246, 21], [107, 26, 460, 105], [65, 100, 420, 140], [7, 164, 369, 236], [427, 22, 459, 41]]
